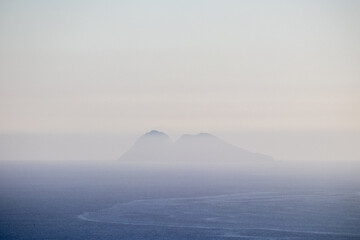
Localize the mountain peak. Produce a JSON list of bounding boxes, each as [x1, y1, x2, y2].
[[119, 130, 172, 162], [138, 130, 172, 142], [140, 130, 171, 141], [145, 130, 166, 136]]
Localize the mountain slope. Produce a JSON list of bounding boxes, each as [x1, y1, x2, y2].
[[120, 130, 173, 162], [172, 133, 273, 162]]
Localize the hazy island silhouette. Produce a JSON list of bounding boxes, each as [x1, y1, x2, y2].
[[120, 130, 273, 162]]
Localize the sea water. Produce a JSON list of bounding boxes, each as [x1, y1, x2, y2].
[[1, 161, 359, 239], [79, 191, 360, 239]]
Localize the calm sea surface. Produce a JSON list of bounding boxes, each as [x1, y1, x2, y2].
[[1, 161, 359, 239]]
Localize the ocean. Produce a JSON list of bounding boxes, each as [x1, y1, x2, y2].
[[1, 161, 359, 239]]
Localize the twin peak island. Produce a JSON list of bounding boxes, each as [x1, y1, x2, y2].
[[119, 130, 273, 162]]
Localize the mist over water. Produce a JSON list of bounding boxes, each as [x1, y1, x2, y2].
[[1, 158, 359, 239], [1, 133, 359, 240]]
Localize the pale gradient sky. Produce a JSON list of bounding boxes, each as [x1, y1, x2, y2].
[[0, 0, 359, 161]]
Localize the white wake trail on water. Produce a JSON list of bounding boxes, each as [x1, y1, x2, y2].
[[78, 190, 360, 238]]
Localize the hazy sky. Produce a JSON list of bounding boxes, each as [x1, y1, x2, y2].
[[0, 0, 359, 161]]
